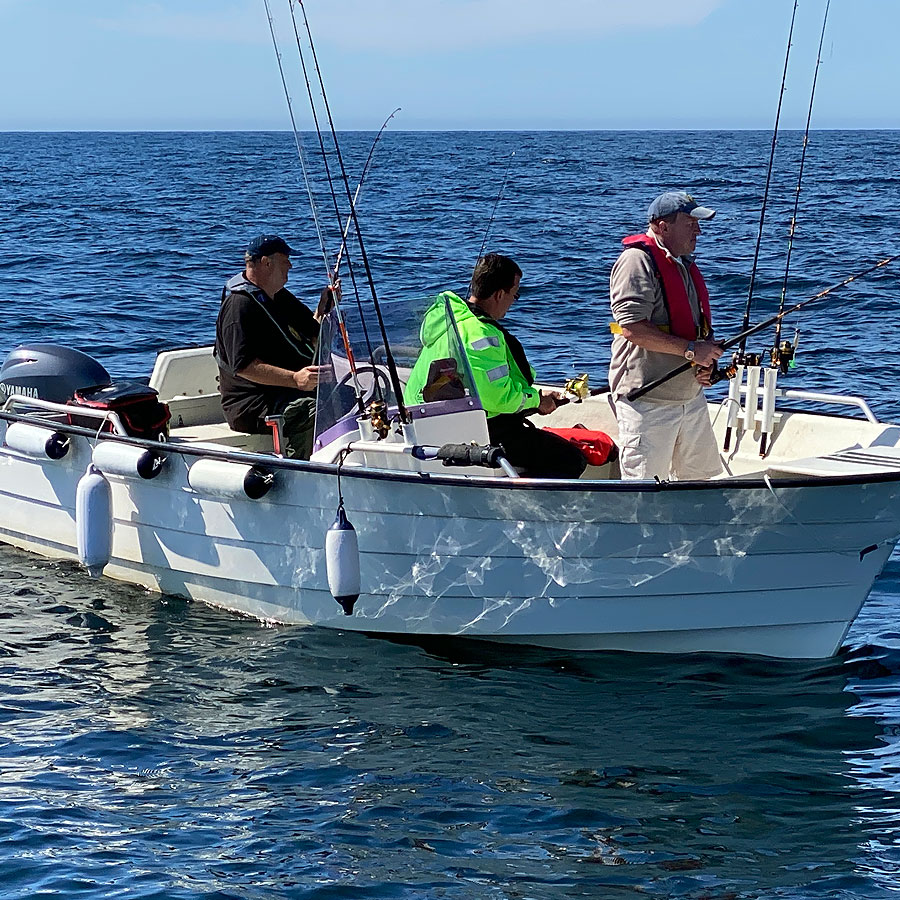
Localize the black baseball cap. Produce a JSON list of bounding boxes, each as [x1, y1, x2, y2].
[[246, 234, 296, 258]]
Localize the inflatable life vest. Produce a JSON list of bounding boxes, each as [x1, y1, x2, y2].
[[622, 234, 711, 340], [543, 425, 617, 467]]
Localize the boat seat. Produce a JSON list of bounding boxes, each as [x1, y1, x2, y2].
[[168, 422, 275, 452], [150, 346, 223, 427]]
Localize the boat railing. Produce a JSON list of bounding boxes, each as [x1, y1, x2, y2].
[[766, 387, 880, 424], [1, 395, 128, 435]]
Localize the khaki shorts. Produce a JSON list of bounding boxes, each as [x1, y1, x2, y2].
[[615, 392, 723, 481]]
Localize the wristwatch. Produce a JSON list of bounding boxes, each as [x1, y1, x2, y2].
[[684, 341, 696, 362]]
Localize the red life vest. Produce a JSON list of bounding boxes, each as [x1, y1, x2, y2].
[[621, 233, 711, 340], [543, 426, 617, 466]]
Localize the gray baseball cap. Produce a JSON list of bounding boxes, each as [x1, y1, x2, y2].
[[647, 191, 716, 223]]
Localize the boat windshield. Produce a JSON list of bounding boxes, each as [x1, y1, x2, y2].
[[313, 292, 482, 443]]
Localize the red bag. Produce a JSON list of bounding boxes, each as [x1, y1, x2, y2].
[[68, 382, 171, 440], [543, 425, 617, 466]]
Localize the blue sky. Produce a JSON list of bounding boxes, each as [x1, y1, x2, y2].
[[2, 0, 897, 130]]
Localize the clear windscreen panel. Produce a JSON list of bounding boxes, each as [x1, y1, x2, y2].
[[313, 292, 483, 446]]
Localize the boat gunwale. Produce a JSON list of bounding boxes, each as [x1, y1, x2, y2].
[[3, 407, 900, 494]]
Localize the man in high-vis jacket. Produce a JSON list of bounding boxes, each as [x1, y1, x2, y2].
[[404, 253, 586, 479], [609, 191, 725, 481]]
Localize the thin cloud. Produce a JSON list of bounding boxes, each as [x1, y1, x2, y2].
[[94, 0, 724, 51], [302, 0, 724, 50], [95, 2, 265, 44]]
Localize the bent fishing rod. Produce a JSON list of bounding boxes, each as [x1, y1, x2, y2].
[[739, 0, 798, 359], [771, 0, 830, 363], [626, 254, 900, 403], [333, 107, 401, 278], [296, 0, 410, 424]]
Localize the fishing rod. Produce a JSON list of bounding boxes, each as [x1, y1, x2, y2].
[[770, 0, 831, 368], [286, 0, 379, 413], [467, 150, 516, 296], [323, 107, 401, 409], [739, 0, 798, 359], [626, 254, 900, 403], [333, 107, 401, 278], [296, 0, 410, 425], [262, 0, 332, 282], [263, 0, 373, 418]]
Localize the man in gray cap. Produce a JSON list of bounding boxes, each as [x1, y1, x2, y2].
[[608, 191, 724, 480], [215, 234, 336, 459]]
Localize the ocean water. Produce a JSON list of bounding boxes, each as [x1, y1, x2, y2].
[[2, 130, 900, 898]]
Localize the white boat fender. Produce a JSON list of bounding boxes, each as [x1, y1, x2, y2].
[[76, 464, 112, 578], [325, 503, 360, 615], [92, 441, 166, 480], [187, 458, 274, 500], [4, 422, 70, 460]]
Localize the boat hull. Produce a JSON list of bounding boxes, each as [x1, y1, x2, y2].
[[1, 420, 898, 658]]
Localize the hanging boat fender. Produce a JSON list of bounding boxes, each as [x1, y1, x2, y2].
[[76, 464, 112, 578], [92, 441, 166, 480], [4, 422, 70, 460], [325, 504, 360, 615], [187, 459, 274, 500]]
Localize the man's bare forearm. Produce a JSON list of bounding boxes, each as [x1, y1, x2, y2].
[[236, 360, 297, 388]]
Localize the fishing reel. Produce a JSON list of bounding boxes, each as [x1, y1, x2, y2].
[[769, 331, 799, 375], [366, 399, 391, 439], [769, 341, 795, 374], [564, 373, 590, 402], [709, 351, 762, 385]]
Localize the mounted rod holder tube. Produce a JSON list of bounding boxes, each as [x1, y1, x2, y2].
[[187, 459, 274, 500], [759, 368, 779, 458], [723, 365, 744, 452], [92, 441, 166, 480], [743, 366, 761, 434], [4, 422, 70, 460]]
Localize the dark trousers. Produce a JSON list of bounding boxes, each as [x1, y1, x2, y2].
[[488, 414, 587, 480]]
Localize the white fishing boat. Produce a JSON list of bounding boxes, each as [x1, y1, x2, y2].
[[2, 1, 897, 661], [2, 328, 900, 660]]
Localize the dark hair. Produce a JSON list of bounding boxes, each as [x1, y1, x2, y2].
[[470, 253, 522, 301], [650, 212, 679, 227]]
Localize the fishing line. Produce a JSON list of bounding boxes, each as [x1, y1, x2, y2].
[[296, 0, 410, 423], [772, 0, 831, 350], [286, 1, 377, 380], [262, 0, 331, 275], [333, 108, 401, 278], [467, 150, 516, 296], [739, 0, 798, 357]]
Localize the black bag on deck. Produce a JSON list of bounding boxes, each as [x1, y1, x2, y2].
[[68, 382, 171, 440]]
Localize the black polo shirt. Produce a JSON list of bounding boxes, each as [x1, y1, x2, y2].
[[215, 282, 320, 433]]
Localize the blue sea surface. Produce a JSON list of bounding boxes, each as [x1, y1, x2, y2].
[[1, 130, 900, 898]]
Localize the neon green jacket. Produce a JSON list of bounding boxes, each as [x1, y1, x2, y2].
[[403, 291, 540, 417]]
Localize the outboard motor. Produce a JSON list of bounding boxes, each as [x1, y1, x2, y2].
[[0, 344, 111, 404]]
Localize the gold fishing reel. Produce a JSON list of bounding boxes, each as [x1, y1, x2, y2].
[[366, 399, 390, 439], [769, 333, 799, 375], [564, 373, 590, 402]]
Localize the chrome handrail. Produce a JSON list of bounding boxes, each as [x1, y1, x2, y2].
[[1, 394, 128, 434]]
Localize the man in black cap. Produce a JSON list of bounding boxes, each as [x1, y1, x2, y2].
[[608, 191, 724, 481], [214, 234, 336, 459]]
